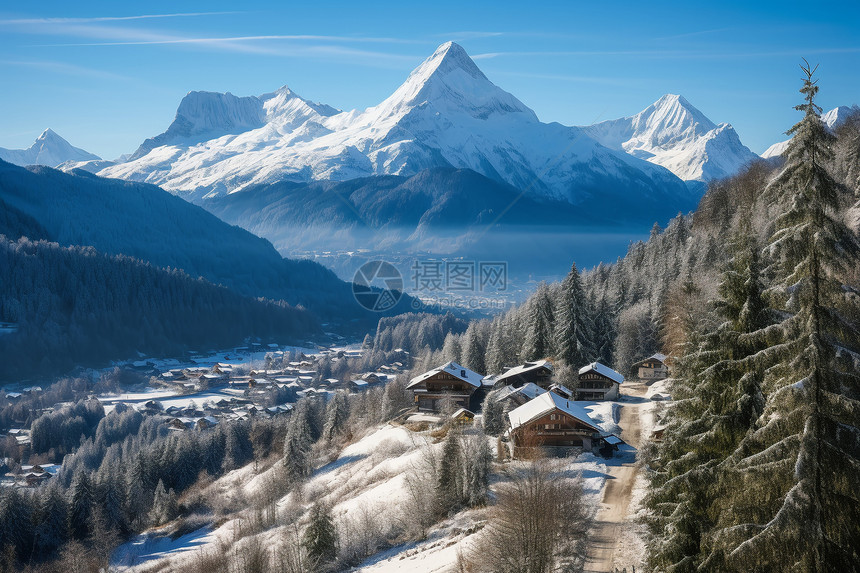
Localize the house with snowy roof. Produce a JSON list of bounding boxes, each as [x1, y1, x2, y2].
[[497, 382, 548, 407], [507, 391, 605, 454], [632, 353, 669, 380], [494, 359, 554, 389], [407, 361, 485, 413], [576, 362, 624, 400]]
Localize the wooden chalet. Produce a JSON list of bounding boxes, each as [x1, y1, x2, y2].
[[494, 360, 554, 389], [407, 361, 484, 413], [576, 362, 624, 401], [450, 408, 476, 425], [632, 353, 669, 380], [507, 392, 604, 454]]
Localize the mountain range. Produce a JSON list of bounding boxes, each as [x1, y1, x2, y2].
[[0, 129, 100, 168], [95, 42, 696, 210], [9, 41, 856, 280]]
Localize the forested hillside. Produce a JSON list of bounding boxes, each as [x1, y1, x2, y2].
[[378, 74, 860, 572], [639, 66, 860, 572], [0, 236, 319, 380], [0, 160, 399, 323]]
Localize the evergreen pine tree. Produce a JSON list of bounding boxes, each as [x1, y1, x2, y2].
[[484, 316, 505, 374], [323, 391, 350, 442], [303, 503, 338, 568], [592, 294, 616, 366], [149, 479, 177, 526], [435, 429, 463, 517], [646, 232, 770, 572], [67, 470, 94, 540], [34, 484, 69, 556], [554, 263, 595, 367], [97, 469, 128, 535], [707, 61, 860, 571], [480, 393, 504, 436], [461, 322, 487, 374], [283, 400, 315, 483], [462, 433, 492, 507], [523, 282, 555, 361]]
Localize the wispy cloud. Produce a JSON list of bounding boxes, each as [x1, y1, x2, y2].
[[0, 59, 132, 81], [653, 27, 736, 41], [0, 12, 239, 25], [36, 34, 418, 48], [474, 47, 860, 60], [472, 50, 681, 59]]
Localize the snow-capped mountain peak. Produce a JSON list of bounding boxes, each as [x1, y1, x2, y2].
[[632, 94, 718, 146], [0, 129, 100, 168], [586, 94, 758, 181], [129, 90, 267, 159], [821, 104, 860, 130], [369, 41, 537, 123]]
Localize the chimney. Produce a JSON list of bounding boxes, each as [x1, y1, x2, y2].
[[461, 369, 466, 377]]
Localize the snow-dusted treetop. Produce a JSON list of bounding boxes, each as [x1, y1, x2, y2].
[[762, 104, 860, 159], [0, 129, 100, 168]]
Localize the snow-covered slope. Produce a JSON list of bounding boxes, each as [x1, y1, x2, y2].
[[585, 94, 759, 182], [761, 104, 860, 159], [98, 42, 691, 207], [0, 129, 100, 167]]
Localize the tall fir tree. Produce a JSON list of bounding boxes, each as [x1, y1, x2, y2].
[[646, 232, 770, 572], [435, 429, 463, 517], [67, 470, 94, 540], [708, 61, 860, 571], [523, 282, 555, 361], [303, 503, 338, 569], [554, 263, 595, 368], [322, 391, 350, 442], [34, 483, 69, 556], [592, 293, 616, 366]]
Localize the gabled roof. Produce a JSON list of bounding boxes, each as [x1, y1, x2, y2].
[[578, 362, 624, 384], [549, 384, 573, 399], [407, 361, 484, 389], [497, 359, 553, 381], [633, 353, 668, 366], [507, 392, 602, 432], [451, 408, 475, 418], [499, 382, 547, 402]]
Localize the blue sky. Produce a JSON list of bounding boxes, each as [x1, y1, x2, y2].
[[1, 0, 858, 159]]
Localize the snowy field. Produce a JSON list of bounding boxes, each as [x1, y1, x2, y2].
[[111, 419, 620, 572]]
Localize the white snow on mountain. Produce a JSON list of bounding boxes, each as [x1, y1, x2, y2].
[[585, 94, 759, 182], [0, 129, 100, 168], [761, 104, 859, 159], [97, 42, 689, 205]]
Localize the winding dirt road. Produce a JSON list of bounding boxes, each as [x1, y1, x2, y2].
[[583, 380, 649, 573]]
